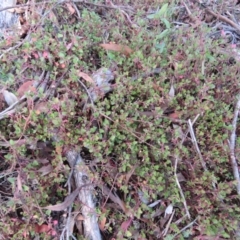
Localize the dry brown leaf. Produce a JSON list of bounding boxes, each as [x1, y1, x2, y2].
[[37, 164, 53, 176], [99, 216, 107, 231], [43, 186, 83, 211], [76, 214, 85, 221], [17, 81, 36, 97], [168, 111, 180, 119], [124, 164, 138, 186], [99, 43, 133, 56], [177, 173, 186, 182], [55, 145, 62, 156], [66, 3, 75, 15], [17, 173, 23, 192], [75, 214, 84, 235], [34, 224, 51, 233], [34, 102, 49, 114], [78, 72, 95, 84]]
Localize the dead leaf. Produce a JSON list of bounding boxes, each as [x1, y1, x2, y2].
[[75, 214, 84, 235], [34, 224, 51, 233], [78, 72, 95, 84], [17, 173, 23, 192], [124, 164, 138, 186], [2, 90, 18, 106], [37, 164, 53, 176], [99, 43, 133, 56], [66, 3, 75, 15], [120, 217, 133, 231], [102, 185, 127, 213], [76, 214, 85, 221], [99, 208, 107, 231], [34, 102, 49, 114], [43, 186, 84, 211], [17, 81, 36, 97], [48, 10, 58, 25], [164, 204, 173, 218], [168, 83, 175, 99], [177, 173, 186, 182], [99, 216, 107, 231], [55, 145, 62, 156], [168, 111, 180, 119]]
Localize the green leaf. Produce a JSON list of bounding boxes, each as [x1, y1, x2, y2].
[[156, 29, 170, 40], [161, 18, 171, 29], [147, 3, 169, 19], [155, 42, 166, 53]]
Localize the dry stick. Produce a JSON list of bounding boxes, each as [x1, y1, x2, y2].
[[181, 114, 200, 145], [172, 217, 198, 239], [78, 79, 95, 109], [229, 97, 240, 195], [203, 6, 240, 33], [174, 157, 191, 219], [188, 119, 208, 171], [0, 0, 131, 13], [188, 119, 218, 190], [66, 151, 102, 240], [162, 210, 175, 237]]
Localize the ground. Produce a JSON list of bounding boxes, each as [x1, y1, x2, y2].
[[0, 0, 240, 239]]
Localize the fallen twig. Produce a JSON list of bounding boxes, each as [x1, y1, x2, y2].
[[229, 96, 240, 195], [188, 119, 208, 171], [172, 217, 198, 239], [162, 210, 175, 237], [202, 4, 240, 34], [174, 157, 191, 219], [66, 150, 102, 240]]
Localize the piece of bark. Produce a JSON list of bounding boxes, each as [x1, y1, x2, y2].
[[0, 0, 20, 34], [66, 150, 102, 240]]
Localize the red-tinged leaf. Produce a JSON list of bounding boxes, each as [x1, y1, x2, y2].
[[34, 224, 51, 233], [17, 81, 36, 97], [120, 217, 133, 231], [43, 51, 49, 59], [99, 43, 133, 56], [169, 111, 181, 119], [59, 63, 66, 69], [32, 52, 39, 59], [22, 230, 28, 238], [78, 72, 95, 84], [53, 220, 58, 225], [43, 186, 82, 211]]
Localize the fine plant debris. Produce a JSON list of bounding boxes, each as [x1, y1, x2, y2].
[[1, 0, 240, 239]]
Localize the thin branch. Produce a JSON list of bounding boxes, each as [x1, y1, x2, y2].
[[172, 217, 198, 239], [188, 119, 218, 190], [78, 79, 95, 109], [162, 210, 175, 237], [0, 0, 132, 13], [188, 119, 208, 171], [181, 114, 200, 144], [174, 157, 191, 219], [201, 4, 240, 34], [229, 97, 240, 195]]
